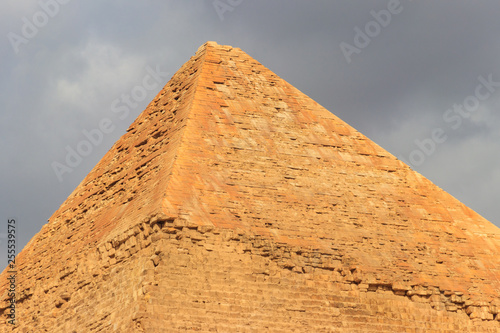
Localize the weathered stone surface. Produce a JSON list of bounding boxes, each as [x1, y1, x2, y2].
[[0, 41, 499, 332]]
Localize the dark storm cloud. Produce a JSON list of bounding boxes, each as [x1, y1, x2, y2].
[[0, 0, 498, 253]]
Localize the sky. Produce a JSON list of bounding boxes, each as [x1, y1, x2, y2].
[[1, 1, 499, 256]]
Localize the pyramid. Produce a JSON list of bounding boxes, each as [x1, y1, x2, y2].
[[1, 41, 499, 332]]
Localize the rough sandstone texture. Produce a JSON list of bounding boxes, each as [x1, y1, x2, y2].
[[0, 42, 499, 332]]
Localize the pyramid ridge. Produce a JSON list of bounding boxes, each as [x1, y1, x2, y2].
[[0, 42, 499, 331]]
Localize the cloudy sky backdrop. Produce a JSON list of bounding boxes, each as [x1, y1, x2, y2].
[[1, 1, 499, 255]]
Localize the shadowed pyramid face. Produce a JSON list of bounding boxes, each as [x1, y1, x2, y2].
[[1, 42, 499, 331]]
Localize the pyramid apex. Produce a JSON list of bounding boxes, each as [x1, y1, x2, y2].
[[196, 41, 239, 55], [197, 40, 220, 52], [204, 40, 219, 46]]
